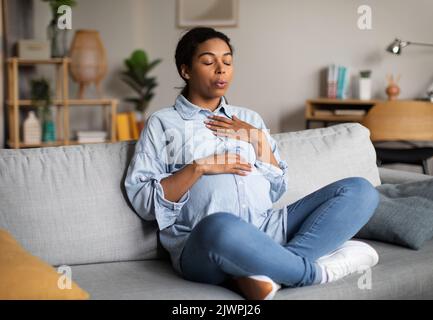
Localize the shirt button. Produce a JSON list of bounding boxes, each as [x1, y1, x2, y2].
[[238, 180, 243, 185]]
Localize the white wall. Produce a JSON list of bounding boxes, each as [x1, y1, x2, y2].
[[33, 0, 433, 134]]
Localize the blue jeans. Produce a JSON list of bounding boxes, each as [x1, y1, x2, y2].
[[180, 177, 380, 288]]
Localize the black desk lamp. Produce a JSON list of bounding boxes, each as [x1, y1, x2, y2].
[[386, 38, 433, 55], [386, 38, 433, 101]]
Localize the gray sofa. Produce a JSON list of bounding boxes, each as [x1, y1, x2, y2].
[[1, 136, 433, 300]]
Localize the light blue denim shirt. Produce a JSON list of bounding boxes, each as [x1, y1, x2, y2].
[[124, 94, 289, 276]]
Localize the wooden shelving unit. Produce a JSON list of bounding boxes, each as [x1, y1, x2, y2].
[[6, 57, 118, 149], [305, 98, 384, 129]]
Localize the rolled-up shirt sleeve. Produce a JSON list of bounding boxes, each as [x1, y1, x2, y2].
[[124, 115, 189, 230], [254, 115, 289, 203]]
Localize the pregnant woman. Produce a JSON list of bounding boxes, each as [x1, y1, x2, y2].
[[124, 27, 380, 300]]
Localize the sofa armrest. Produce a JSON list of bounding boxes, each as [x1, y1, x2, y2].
[[378, 167, 432, 184]]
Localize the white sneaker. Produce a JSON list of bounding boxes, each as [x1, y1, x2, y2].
[[316, 240, 379, 283], [232, 275, 281, 300]]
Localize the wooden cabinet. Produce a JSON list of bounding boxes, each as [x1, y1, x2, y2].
[[305, 98, 383, 129], [6, 57, 118, 149]]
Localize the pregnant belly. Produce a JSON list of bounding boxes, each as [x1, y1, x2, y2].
[[179, 171, 272, 228]]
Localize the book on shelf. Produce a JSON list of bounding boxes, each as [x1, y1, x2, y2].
[[76, 130, 107, 143], [327, 64, 337, 99], [333, 109, 366, 116], [313, 109, 334, 116], [77, 130, 107, 137], [327, 64, 350, 99], [116, 112, 140, 141], [128, 112, 139, 140], [77, 137, 106, 143]]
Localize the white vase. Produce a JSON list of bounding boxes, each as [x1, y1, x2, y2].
[[359, 78, 372, 100], [23, 111, 42, 144]]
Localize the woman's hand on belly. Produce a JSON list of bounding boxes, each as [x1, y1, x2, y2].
[[194, 152, 252, 176]]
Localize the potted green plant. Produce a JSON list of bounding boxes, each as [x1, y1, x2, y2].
[[121, 49, 161, 130], [42, 0, 77, 57], [30, 78, 56, 142]]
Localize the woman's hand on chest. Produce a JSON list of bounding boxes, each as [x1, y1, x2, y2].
[[203, 115, 265, 146]]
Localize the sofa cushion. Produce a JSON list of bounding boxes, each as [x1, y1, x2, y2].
[[0, 229, 89, 300], [71, 259, 242, 300], [379, 167, 433, 184], [275, 238, 433, 299], [271, 123, 381, 209], [0, 142, 159, 266], [70, 238, 433, 300], [355, 178, 433, 250]]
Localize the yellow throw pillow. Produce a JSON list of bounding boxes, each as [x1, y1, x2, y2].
[[0, 229, 89, 300]]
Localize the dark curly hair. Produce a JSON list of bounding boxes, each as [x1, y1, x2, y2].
[[175, 27, 234, 97]]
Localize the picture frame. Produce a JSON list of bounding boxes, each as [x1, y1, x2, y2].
[[176, 0, 239, 28]]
